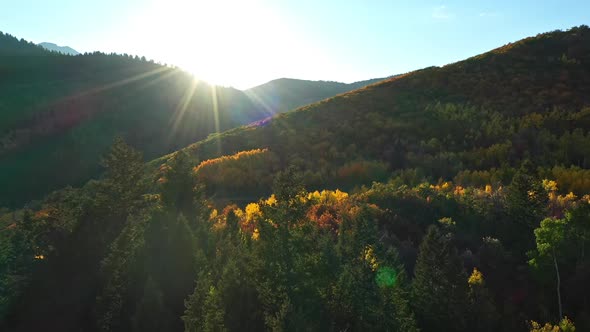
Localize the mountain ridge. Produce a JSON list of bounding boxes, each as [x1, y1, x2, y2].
[[38, 42, 79, 55], [243, 76, 389, 116]]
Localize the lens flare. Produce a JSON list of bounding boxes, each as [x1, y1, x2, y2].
[[376, 266, 397, 288]]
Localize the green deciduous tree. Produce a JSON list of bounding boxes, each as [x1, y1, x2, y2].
[[530, 217, 568, 319]]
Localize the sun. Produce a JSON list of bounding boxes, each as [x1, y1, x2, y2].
[[129, 0, 309, 89]]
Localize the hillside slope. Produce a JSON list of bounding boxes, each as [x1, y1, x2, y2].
[[158, 25, 590, 199], [0, 32, 384, 207]]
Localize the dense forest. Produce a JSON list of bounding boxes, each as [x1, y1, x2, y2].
[[1, 26, 590, 331], [0, 31, 382, 207]]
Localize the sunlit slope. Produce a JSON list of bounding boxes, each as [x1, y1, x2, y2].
[[0, 32, 383, 207], [158, 26, 590, 197]]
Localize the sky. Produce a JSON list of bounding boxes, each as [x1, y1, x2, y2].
[[1, 0, 588, 89]]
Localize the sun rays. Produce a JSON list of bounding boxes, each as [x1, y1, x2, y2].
[[166, 76, 225, 156], [119, 0, 317, 89], [170, 77, 199, 137]]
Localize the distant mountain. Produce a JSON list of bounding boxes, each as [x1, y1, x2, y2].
[[39, 42, 79, 55], [0, 31, 385, 207], [245, 77, 388, 114]]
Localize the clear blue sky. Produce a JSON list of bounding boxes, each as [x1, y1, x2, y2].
[[1, 0, 588, 89]]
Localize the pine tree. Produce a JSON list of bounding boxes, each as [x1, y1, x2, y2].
[[132, 277, 169, 332], [247, 166, 309, 330], [272, 166, 305, 204], [98, 137, 146, 216], [183, 271, 212, 332], [143, 211, 197, 331], [159, 151, 200, 219], [202, 286, 227, 332], [505, 160, 548, 251], [391, 283, 420, 332], [381, 249, 420, 332], [412, 225, 469, 332], [95, 211, 149, 332]]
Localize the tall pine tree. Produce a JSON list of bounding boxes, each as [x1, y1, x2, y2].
[[412, 225, 469, 332]]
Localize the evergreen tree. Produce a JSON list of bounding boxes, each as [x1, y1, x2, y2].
[[272, 166, 305, 204], [216, 255, 264, 331], [412, 225, 469, 332], [390, 282, 420, 332], [160, 151, 201, 219], [380, 249, 420, 332], [132, 277, 169, 332], [247, 166, 308, 330], [505, 160, 548, 251], [97, 137, 146, 217], [95, 208, 152, 332], [183, 271, 212, 332], [202, 286, 227, 332], [143, 211, 197, 331]]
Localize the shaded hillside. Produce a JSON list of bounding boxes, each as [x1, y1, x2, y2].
[[0, 32, 383, 207], [157, 25, 590, 199], [0, 48, 263, 207], [245, 77, 387, 114]]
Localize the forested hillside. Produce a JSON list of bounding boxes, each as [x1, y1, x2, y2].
[[0, 32, 383, 207], [1, 26, 590, 332], [168, 25, 590, 198]]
